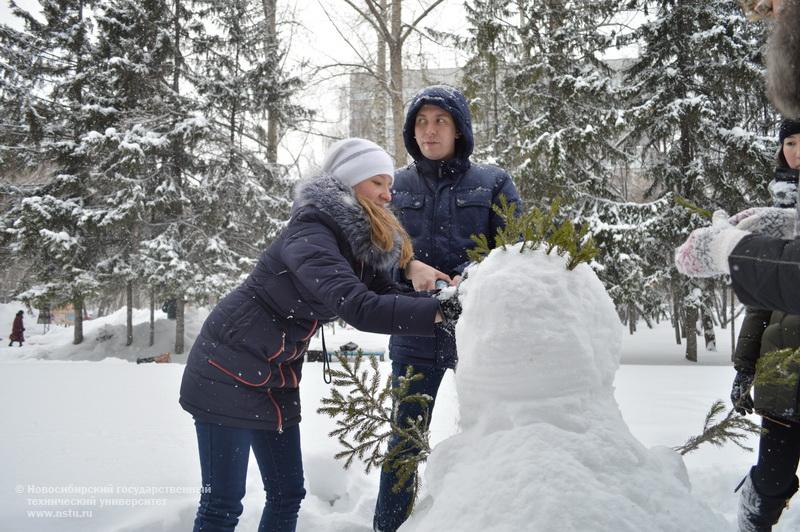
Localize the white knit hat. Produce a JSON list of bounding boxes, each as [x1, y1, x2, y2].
[[321, 138, 394, 188]]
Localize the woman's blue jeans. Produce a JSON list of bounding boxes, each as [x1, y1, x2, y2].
[[193, 420, 306, 532]]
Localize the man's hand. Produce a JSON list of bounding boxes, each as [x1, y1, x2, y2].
[[404, 259, 452, 291]]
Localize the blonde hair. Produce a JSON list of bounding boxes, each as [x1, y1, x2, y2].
[[356, 194, 414, 268]]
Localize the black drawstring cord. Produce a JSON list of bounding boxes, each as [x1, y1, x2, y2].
[[322, 325, 332, 384]]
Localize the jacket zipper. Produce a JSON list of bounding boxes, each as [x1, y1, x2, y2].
[[266, 389, 283, 433]]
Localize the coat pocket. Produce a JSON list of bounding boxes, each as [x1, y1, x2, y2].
[[392, 192, 426, 237], [453, 188, 493, 238]]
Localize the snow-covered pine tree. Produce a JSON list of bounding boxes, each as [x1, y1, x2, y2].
[[0, 19, 45, 173], [579, 195, 701, 331], [623, 0, 776, 359], [128, 0, 211, 354], [461, 0, 514, 147], [462, 0, 628, 207], [0, 0, 107, 344], [188, 0, 296, 263], [132, 0, 303, 353], [88, 0, 188, 345]]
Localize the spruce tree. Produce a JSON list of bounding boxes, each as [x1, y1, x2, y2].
[[622, 0, 776, 357], [187, 0, 297, 274], [463, 0, 627, 206], [1, 0, 105, 344], [89, 0, 187, 344]]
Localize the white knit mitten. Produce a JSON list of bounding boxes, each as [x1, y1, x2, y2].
[[675, 210, 750, 277], [729, 207, 796, 239]]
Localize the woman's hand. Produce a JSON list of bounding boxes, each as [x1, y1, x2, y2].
[[404, 260, 451, 291], [729, 207, 796, 239]]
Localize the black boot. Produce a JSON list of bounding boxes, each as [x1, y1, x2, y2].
[[738, 467, 798, 531]]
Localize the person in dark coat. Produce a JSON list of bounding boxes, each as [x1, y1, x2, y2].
[[179, 138, 454, 532], [727, 120, 800, 531], [9, 310, 24, 347], [373, 85, 521, 532], [676, 120, 800, 532]]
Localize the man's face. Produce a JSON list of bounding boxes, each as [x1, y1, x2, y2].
[[413, 104, 459, 161]]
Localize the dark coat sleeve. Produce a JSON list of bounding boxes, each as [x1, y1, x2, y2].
[[729, 234, 800, 315], [732, 307, 772, 373], [281, 216, 439, 336], [368, 267, 411, 296]]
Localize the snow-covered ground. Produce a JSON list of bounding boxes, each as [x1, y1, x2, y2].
[[0, 300, 794, 531]]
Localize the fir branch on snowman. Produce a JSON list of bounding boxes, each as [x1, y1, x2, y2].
[[673, 400, 762, 456], [317, 353, 432, 493], [467, 195, 598, 270]]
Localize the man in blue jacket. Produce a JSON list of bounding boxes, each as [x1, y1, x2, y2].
[[373, 85, 521, 532]]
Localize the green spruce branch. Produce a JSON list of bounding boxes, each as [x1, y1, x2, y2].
[[317, 354, 432, 495], [674, 195, 713, 220], [673, 400, 762, 455], [467, 195, 598, 270]]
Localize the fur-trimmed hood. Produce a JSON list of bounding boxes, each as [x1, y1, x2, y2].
[[293, 174, 403, 271]]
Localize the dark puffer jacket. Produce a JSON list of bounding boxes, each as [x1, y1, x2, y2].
[[730, 234, 800, 315], [735, 309, 800, 381], [389, 85, 521, 369], [733, 181, 800, 415], [180, 175, 440, 431]]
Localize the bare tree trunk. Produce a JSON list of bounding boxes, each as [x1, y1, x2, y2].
[[149, 287, 155, 347], [126, 281, 133, 346], [671, 280, 682, 345], [700, 305, 716, 351], [628, 302, 636, 335], [73, 294, 84, 345], [720, 283, 727, 329], [342, 0, 446, 164], [685, 305, 698, 362], [175, 296, 185, 354], [262, 0, 278, 163], [730, 287, 737, 361], [376, 0, 388, 148], [172, 0, 186, 356], [389, 0, 405, 166]]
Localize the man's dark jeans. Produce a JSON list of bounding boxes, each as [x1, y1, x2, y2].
[[373, 362, 446, 532]]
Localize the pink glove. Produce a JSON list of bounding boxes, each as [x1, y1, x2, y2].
[[728, 207, 796, 239], [675, 210, 750, 277]]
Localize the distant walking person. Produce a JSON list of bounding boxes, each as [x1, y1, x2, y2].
[[9, 310, 24, 347]]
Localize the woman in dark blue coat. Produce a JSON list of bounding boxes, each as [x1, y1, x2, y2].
[[180, 138, 446, 532]]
